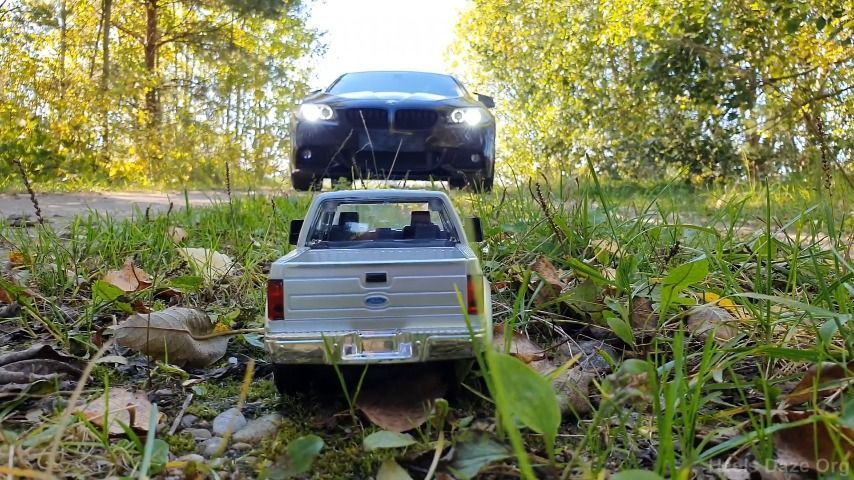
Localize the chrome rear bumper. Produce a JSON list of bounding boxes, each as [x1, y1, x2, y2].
[[265, 329, 486, 365]]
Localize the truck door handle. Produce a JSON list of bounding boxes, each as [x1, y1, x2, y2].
[[365, 272, 387, 283]]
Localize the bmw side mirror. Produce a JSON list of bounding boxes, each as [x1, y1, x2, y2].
[[476, 94, 495, 109], [289, 219, 303, 245], [467, 217, 484, 242]]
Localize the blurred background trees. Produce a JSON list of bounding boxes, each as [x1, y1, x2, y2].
[[3, 0, 852, 188], [453, 0, 853, 184], [1, 0, 319, 187]]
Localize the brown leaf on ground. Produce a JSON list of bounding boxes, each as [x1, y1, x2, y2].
[[114, 307, 229, 367], [0, 344, 83, 398], [8, 250, 25, 267], [687, 305, 739, 343], [492, 325, 548, 368], [78, 388, 164, 434], [0, 272, 34, 303], [530, 256, 564, 304], [552, 366, 595, 416], [103, 258, 152, 293], [168, 226, 188, 243], [630, 297, 656, 332], [357, 368, 446, 433], [781, 362, 852, 407], [774, 411, 854, 473]]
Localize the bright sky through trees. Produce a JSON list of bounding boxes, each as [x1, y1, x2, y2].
[[307, 0, 467, 88]]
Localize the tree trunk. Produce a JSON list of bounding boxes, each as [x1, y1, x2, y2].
[[144, 0, 160, 127], [101, 0, 111, 91], [58, 0, 67, 101], [100, 0, 112, 164]]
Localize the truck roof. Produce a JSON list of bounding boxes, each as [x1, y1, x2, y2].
[[311, 189, 452, 203]]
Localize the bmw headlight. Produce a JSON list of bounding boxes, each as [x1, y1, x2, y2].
[[299, 103, 334, 122], [449, 108, 486, 126]]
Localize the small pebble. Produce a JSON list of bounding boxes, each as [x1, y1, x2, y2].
[[232, 413, 282, 444], [201, 437, 225, 457], [184, 428, 212, 441], [178, 453, 205, 463], [154, 389, 173, 396], [231, 442, 252, 451], [180, 414, 198, 428], [213, 408, 247, 436]]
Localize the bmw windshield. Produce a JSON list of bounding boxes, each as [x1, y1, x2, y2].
[[327, 72, 465, 98]]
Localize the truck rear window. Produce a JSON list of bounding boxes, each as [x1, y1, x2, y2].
[[306, 200, 458, 248]]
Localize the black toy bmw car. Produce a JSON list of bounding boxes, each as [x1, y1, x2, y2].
[[289, 71, 495, 192]]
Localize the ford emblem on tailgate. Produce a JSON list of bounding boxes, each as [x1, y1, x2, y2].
[[364, 295, 388, 308]]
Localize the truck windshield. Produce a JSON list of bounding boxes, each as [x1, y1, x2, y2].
[[306, 200, 458, 248]]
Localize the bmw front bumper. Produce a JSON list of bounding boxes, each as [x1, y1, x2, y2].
[[290, 121, 495, 181]]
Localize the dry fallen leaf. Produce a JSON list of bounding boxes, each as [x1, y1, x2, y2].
[[178, 247, 234, 283], [8, 250, 25, 267], [782, 362, 851, 407], [552, 366, 595, 416], [492, 325, 548, 368], [774, 411, 854, 473], [357, 368, 446, 432], [687, 305, 739, 343], [531, 256, 564, 305], [592, 238, 619, 263], [0, 272, 34, 303], [630, 297, 656, 332], [78, 388, 164, 434], [103, 258, 152, 293], [114, 307, 230, 367], [0, 344, 83, 398], [701, 291, 749, 319], [168, 226, 188, 243]]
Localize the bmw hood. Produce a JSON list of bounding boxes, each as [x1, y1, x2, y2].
[[334, 91, 455, 102]]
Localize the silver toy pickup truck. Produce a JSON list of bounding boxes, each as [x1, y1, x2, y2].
[[265, 189, 491, 393]]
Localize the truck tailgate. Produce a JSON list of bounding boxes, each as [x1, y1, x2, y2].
[[271, 247, 470, 331]]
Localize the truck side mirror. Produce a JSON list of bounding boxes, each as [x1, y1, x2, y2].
[[476, 93, 495, 108], [289, 219, 303, 245], [467, 217, 484, 242]]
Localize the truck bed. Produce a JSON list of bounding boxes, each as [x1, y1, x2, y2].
[[268, 246, 473, 333]]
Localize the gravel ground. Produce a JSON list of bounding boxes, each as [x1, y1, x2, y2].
[[0, 191, 242, 224]]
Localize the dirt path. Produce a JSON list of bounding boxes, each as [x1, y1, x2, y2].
[[0, 191, 240, 223]]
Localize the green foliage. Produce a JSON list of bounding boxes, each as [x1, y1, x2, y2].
[[453, 0, 854, 182], [0, 0, 320, 189], [659, 256, 709, 322], [261, 434, 325, 479], [362, 431, 417, 451], [449, 433, 511, 479], [491, 352, 561, 461]]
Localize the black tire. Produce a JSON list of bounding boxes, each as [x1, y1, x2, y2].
[[292, 173, 322, 192], [273, 364, 316, 395], [449, 177, 467, 189]]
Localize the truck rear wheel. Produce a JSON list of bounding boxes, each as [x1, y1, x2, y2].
[[273, 364, 315, 395]]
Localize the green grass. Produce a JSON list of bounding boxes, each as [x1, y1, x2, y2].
[[0, 174, 852, 479]]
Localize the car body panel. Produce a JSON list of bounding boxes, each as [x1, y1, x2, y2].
[[289, 71, 495, 189], [265, 189, 492, 364]]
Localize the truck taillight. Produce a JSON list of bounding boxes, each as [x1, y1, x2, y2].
[[267, 279, 285, 321], [467, 275, 479, 315]]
